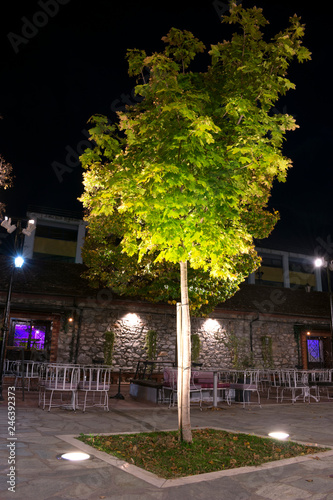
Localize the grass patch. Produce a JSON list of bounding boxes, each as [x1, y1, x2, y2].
[[77, 428, 329, 479]]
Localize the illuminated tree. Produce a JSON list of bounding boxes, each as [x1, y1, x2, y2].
[[80, 4, 310, 442]]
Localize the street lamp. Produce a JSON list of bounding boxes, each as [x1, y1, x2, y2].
[[314, 257, 333, 366], [14, 256, 24, 268], [0, 217, 35, 400]]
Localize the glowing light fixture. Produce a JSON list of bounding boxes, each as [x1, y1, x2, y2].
[[1, 217, 16, 234], [313, 256, 333, 361], [268, 432, 289, 440], [203, 318, 220, 333], [0, 215, 36, 401], [14, 256, 24, 268], [123, 313, 140, 325], [22, 219, 36, 237], [58, 452, 91, 461]]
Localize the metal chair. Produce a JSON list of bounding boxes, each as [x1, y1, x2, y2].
[[267, 370, 283, 402], [161, 366, 177, 406], [229, 369, 261, 408], [14, 361, 42, 391], [280, 370, 319, 404], [77, 365, 112, 412], [309, 369, 333, 400], [3, 359, 17, 377], [40, 364, 80, 411], [279, 370, 297, 403], [258, 369, 272, 394], [163, 367, 202, 408]]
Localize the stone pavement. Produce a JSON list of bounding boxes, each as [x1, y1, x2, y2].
[[1, 385, 333, 499]]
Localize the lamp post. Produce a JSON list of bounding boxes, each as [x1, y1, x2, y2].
[[314, 257, 333, 366], [0, 217, 35, 401]]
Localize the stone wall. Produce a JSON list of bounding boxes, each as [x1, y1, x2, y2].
[[55, 300, 330, 372], [4, 293, 330, 372], [59, 306, 178, 370]]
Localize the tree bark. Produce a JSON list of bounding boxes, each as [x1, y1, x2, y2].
[[177, 260, 192, 443]]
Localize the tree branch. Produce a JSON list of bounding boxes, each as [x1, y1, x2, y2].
[[237, 114, 244, 125], [178, 140, 182, 162]]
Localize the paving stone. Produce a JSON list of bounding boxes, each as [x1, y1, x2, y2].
[[255, 483, 312, 499], [2, 389, 333, 499]]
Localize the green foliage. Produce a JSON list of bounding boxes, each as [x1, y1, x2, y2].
[[104, 330, 115, 365], [80, 4, 310, 314], [145, 330, 158, 360], [161, 28, 205, 73], [61, 312, 73, 335], [261, 336, 273, 368], [191, 334, 201, 362], [218, 330, 254, 369], [81, 213, 256, 315]]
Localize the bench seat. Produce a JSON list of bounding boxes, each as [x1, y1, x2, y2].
[[129, 379, 163, 403]]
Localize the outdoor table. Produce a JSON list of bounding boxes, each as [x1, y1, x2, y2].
[[207, 368, 231, 407]]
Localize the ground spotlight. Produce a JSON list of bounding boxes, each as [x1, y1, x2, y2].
[[57, 452, 91, 461], [268, 432, 289, 440]]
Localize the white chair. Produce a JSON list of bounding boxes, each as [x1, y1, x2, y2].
[[161, 366, 175, 405], [309, 369, 333, 400], [162, 367, 202, 408], [280, 370, 319, 404], [40, 364, 80, 411], [267, 370, 283, 402], [77, 365, 111, 412], [229, 369, 261, 408], [3, 359, 17, 376], [279, 370, 298, 403], [162, 367, 178, 407], [258, 369, 271, 394], [14, 361, 42, 392]]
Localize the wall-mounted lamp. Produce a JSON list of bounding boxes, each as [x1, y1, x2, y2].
[[203, 318, 220, 333], [22, 219, 36, 237], [123, 313, 140, 325], [1, 217, 16, 233]]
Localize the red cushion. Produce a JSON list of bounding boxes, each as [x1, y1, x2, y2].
[[200, 383, 230, 389]]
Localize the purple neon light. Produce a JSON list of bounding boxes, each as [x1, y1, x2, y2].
[[13, 324, 46, 349]]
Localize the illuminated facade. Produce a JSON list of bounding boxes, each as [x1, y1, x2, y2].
[[0, 254, 331, 371], [23, 210, 86, 263], [248, 247, 322, 291], [0, 225, 331, 371]]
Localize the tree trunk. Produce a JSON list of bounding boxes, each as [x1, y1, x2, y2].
[[177, 260, 192, 443]]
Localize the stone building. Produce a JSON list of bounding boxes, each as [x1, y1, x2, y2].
[[0, 255, 332, 375]]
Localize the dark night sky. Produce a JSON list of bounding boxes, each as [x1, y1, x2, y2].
[[0, 0, 332, 254]]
